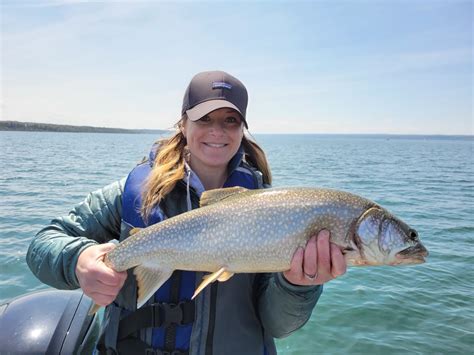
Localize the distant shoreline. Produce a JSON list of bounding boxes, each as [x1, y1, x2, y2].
[[0, 120, 471, 139], [0, 121, 170, 134]]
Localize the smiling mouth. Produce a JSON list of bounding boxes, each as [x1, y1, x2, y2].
[[203, 143, 227, 148]]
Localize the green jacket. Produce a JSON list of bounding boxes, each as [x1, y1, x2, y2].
[[27, 175, 323, 354]]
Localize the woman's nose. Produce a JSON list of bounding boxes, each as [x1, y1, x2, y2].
[[208, 121, 225, 135]]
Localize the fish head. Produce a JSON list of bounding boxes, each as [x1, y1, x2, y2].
[[348, 207, 428, 266]]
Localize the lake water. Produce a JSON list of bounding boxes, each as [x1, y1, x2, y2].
[[0, 131, 472, 354]]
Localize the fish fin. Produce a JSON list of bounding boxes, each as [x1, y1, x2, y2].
[[202, 270, 235, 282], [134, 265, 173, 308], [88, 303, 102, 316], [200, 187, 248, 207], [192, 267, 230, 299], [217, 271, 234, 282], [130, 228, 142, 236]]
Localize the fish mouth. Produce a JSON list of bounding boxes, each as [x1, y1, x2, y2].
[[395, 243, 429, 264]]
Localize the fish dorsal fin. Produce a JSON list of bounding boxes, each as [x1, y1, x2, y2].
[[200, 187, 248, 207]]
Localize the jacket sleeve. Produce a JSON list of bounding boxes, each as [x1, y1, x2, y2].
[[26, 179, 125, 290], [256, 270, 323, 338]]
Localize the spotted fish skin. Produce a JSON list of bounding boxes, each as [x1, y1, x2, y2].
[[111, 188, 367, 271], [92, 187, 428, 311], [107, 187, 428, 271]]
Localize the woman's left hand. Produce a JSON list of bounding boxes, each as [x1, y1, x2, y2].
[[283, 229, 347, 286]]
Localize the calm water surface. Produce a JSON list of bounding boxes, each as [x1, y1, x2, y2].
[[0, 132, 472, 354]]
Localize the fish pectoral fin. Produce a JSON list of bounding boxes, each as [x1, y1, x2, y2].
[[202, 270, 235, 282], [217, 271, 234, 282], [134, 265, 173, 309], [192, 267, 233, 300], [200, 187, 248, 207]]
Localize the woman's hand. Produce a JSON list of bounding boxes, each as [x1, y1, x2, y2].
[[283, 229, 347, 286], [75, 243, 127, 306]]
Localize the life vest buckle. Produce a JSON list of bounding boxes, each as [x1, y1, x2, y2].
[[154, 301, 190, 328]]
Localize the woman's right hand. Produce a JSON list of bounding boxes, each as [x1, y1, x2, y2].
[[75, 243, 127, 307]]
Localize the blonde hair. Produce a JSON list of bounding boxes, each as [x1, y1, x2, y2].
[[141, 117, 272, 220]]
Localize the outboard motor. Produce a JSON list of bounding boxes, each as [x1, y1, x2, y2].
[[0, 289, 100, 354]]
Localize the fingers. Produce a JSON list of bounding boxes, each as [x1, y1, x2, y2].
[[316, 230, 331, 279], [76, 243, 127, 306], [84, 274, 126, 306], [330, 243, 347, 278], [303, 235, 318, 279], [283, 247, 304, 283], [97, 266, 127, 287], [282, 229, 347, 286], [88, 291, 118, 307], [90, 278, 127, 296], [291, 246, 304, 272]]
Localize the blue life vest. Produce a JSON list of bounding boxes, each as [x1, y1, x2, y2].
[[121, 146, 260, 351]]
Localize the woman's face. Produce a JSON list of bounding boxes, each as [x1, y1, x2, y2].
[[182, 108, 244, 172]]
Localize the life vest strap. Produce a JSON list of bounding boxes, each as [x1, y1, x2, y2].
[[98, 338, 189, 355], [117, 301, 195, 341]]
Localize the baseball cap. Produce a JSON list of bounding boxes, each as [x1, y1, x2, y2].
[[181, 70, 248, 128]]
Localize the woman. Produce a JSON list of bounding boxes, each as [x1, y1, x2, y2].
[[27, 70, 347, 354]]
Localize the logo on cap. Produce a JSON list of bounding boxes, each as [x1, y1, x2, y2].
[[212, 81, 233, 90]]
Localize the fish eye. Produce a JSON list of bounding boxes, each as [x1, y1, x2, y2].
[[408, 229, 418, 240]]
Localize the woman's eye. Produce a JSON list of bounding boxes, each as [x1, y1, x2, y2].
[[225, 116, 240, 124], [198, 116, 211, 123]]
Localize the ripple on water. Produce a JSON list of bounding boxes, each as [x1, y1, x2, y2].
[[2, 132, 473, 354]]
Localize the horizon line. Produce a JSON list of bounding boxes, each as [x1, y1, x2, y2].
[[0, 120, 472, 137]]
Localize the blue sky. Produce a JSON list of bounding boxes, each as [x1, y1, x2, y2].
[[1, 0, 472, 134]]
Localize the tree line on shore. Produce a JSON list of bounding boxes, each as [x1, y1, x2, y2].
[[0, 121, 169, 134]]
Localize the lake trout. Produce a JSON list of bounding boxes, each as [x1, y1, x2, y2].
[[92, 187, 428, 312]]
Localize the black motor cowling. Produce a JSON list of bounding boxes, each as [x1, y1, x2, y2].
[[0, 289, 100, 354]]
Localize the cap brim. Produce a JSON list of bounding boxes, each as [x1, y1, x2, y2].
[[186, 100, 247, 128]]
